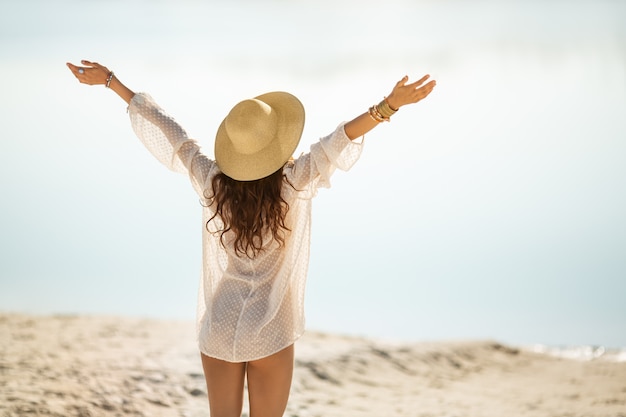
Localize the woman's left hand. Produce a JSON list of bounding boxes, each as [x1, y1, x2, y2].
[[66, 60, 111, 86]]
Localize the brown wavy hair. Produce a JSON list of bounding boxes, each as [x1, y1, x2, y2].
[[205, 168, 290, 258]]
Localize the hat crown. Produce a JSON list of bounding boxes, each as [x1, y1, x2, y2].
[[224, 99, 278, 155]]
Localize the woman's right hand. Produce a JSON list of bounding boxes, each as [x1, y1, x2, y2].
[[385, 74, 436, 110]]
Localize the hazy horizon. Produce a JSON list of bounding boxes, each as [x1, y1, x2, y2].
[[1, 0, 625, 348]]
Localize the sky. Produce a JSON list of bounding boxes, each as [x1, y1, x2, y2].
[[1, 0, 625, 348]]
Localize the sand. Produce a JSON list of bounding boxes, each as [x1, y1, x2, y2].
[[1, 313, 625, 417]]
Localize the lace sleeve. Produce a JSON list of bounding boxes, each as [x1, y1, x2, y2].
[[128, 93, 216, 197], [285, 123, 363, 197]]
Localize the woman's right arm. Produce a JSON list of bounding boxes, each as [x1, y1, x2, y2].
[[66, 60, 135, 104]]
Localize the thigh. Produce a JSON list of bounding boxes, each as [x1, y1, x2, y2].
[[200, 353, 247, 417], [247, 344, 294, 417]]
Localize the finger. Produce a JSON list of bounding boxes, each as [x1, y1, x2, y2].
[[80, 60, 96, 71], [82, 60, 107, 72], [395, 75, 409, 88], [84, 60, 111, 78], [408, 74, 430, 89], [417, 80, 435, 93], [81, 60, 99, 70], [67, 62, 81, 71], [414, 80, 437, 100], [66, 62, 84, 78], [419, 80, 436, 90]]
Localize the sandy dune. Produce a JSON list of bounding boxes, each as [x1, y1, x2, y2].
[[1, 313, 625, 417]]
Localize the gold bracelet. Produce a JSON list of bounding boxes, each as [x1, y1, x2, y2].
[[368, 105, 387, 122], [384, 97, 398, 111], [368, 107, 381, 123], [376, 98, 397, 119]]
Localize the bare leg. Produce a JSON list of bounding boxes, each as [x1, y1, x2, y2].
[[247, 344, 295, 417], [201, 353, 246, 417]]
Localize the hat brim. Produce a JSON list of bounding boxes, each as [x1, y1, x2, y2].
[[215, 91, 305, 181]]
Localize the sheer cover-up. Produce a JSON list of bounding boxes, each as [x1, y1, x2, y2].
[[128, 93, 363, 362]]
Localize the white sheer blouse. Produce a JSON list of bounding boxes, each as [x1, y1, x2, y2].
[[128, 93, 363, 362]]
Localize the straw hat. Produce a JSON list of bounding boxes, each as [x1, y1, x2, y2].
[[215, 91, 305, 181]]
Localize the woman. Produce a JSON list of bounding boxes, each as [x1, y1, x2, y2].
[[66, 60, 436, 417]]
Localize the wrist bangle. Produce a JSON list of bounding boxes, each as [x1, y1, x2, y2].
[[376, 98, 398, 119], [384, 97, 399, 112], [368, 106, 381, 123], [105, 71, 114, 88], [368, 105, 387, 123]]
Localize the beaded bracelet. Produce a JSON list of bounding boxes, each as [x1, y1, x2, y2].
[[105, 71, 114, 88], [368, 105, 387, 122]]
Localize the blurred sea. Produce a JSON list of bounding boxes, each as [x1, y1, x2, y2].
[[528, 344, 626, 363], [1, 0, 625, 348]]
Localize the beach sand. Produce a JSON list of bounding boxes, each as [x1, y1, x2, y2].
[[1, 313, 625, 417]]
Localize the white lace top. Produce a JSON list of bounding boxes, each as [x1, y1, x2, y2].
[[128, 93, 363, 362]]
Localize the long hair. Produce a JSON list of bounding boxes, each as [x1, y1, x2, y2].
[[205, 168, 290, 258]]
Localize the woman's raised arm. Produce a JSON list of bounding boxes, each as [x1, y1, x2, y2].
[[343, 74, 436, 140], [66, 60, 135, 104]]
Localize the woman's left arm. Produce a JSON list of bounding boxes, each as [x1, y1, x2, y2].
[[66, 60, 215, 197], [343, 74, 436, 140]]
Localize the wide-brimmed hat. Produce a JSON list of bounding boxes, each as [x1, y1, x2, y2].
[[215, 91, 305, 181]]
